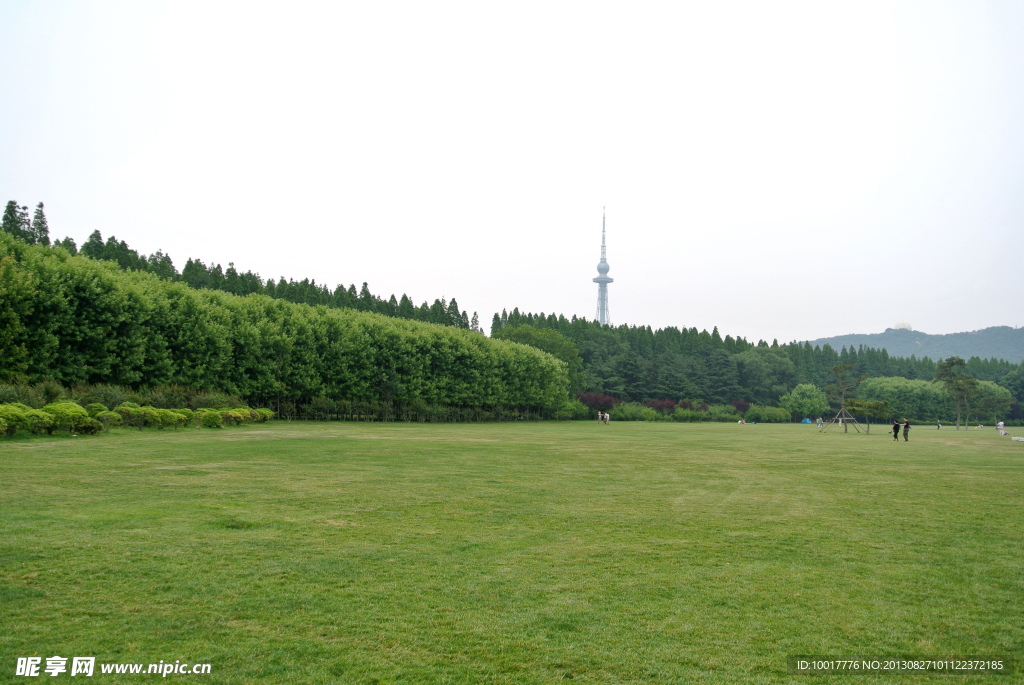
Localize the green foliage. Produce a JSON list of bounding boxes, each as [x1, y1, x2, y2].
[[778, 384, 830, 420], [95, 411, 122, 431], [255, 408, 274, 422], [85, 402, 109, 418], [734, 348, 796, 405], [154, 408, 187, 429], [41, 401, 90, 431], [23, 408, 55, 434], [0, 404, 28, 436], [114, 404, 160, 430], [200, 410, 224, 429], [744, 405, 792, 423], [934, 356, 981, 427], [73, 385, 142, 410], [999, 365, 1024, 405], [845, 399, 890, 422], [672, 408, 703, 422], [858, 377, 951, 421], [493, 325, 585, 395], [609, 402, 659, 422], [172, 408, 195, 424], [554, 399, 590, 421], [0, 234, 569, 414]]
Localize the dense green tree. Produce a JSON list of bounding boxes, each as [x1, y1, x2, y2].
[[825, 363, 864, 409], [30, 203, 49, 246], [779, 383, 830, 421], [844, 399, 890, 434], [934, 357, 979, 429], [493, 325, 585, 395], [56, 237, 77, 254], [1, 201, 32, 242]]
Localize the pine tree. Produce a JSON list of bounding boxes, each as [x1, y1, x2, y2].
[[358, 283, 374, 311], [81, 230, 105, 258], [398, 294, 416, 319], [1, 201, 33, 242], [32, 203, 49, 246], [447, 298, 463, 328], [1, 201, 19, 237], [471, 312, 480, 333], [491, 313, 502, 336], [57, 237, 77, 254]]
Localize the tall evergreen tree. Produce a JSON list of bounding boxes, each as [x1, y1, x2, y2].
[[1, 201, 32, 242], [57, 237, 77, 254], [31, 203, 49, 246], [81, 230, 105, 258], [398, 294, 416, 319]]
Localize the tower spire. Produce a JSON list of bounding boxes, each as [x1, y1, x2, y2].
[[601, 207, 607, 261], [593, 207, 613, 326]]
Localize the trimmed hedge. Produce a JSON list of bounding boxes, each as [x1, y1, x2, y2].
[[1, 234, 569, 413]]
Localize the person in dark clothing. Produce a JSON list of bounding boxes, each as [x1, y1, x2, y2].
[[902, 419, 910, 441], [893, 420, 900, 441]]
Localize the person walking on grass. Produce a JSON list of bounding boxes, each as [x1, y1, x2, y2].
[[937, 418, 941, 429], [903, 418, 910, 442], [893, 419, 900, 441]]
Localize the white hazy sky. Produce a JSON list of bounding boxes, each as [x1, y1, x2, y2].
[[2, 1, 1022, 343]]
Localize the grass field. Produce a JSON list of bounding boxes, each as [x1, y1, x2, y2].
[[2, 421, 1022, 684]]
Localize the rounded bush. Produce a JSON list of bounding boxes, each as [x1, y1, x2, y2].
[[85, 402, 109, 418], [0, 404, 29, 436], [42, 402, 91, 432], [200, 411, 223, 429], [172, 408, 195, 425], [95, 411, 122, 431], [76, 417, 103, 435], [255, 408, 274, 422], [23, 409, 55, 434]]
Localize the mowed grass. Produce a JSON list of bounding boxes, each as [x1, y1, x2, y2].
[[2, 421, 1022, 684]]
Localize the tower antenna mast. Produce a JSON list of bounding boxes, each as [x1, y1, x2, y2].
[[593, 207, 613, 326]]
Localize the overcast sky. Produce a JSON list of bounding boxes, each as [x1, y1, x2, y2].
[[2, 1, 1022, 343]]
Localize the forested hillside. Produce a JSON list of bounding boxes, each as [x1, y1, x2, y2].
[[2, 200, 479, 331], [806, 326, 1024, 364], [0, 233, 568, 416]]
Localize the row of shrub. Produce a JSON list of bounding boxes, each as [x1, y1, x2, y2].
[[0, 400, 274, 438], [0, 381, 244, 412], [604, 402, 792, 423]]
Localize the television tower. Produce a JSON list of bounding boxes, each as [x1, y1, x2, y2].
[[593, 208, 613, 326]]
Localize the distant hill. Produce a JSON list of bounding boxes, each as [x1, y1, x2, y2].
[[804, 326, 1024, 363]]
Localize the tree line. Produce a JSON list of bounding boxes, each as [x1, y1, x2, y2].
[[490, 308, 1024, 422], [2, 199, 479, 332], [0, 233, 569, 416]]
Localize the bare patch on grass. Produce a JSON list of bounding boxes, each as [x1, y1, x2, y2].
[[323, 519, 362, 527]]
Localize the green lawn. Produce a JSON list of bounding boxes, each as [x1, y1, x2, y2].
[[2, 421, 1022, 683]]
